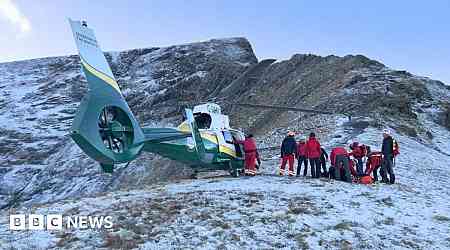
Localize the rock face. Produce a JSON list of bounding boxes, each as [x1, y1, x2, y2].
[[1, 37, 450, 209], [225, 54, 450, 148], [438, 104, 450, 129]]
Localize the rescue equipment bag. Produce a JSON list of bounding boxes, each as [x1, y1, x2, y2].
[[360, 175, 373, 184], [393, 139, 400, 157]]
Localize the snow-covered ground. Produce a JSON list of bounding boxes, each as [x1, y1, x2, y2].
[[1, 127, 449, 249]]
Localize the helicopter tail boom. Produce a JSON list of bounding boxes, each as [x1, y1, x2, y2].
[[69, 19, 144, 172]]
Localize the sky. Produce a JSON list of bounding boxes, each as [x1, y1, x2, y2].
[[0, 0, 449, 84]]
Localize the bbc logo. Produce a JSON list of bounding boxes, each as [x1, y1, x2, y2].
[[10, 214, 63, 230], [10, 214, 113, 230]]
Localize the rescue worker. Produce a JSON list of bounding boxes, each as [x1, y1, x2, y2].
[[280, 131, 297, 176], [295, 137, 308, 177], [319, 147, 329, 177], [381, 129, 396, 184], [365, 151, 383, 182], [329, 146, 352, 182], [237, 134, 260, 176], [349, 142, 364, 176], [305, 132, 321, 178]]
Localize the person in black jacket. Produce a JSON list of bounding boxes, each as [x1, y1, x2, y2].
[[381, 129, 396, 184], [279, 131, 297, 176], [319, 147, 329, 177]]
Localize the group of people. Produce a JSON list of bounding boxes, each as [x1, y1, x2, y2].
[[237, 129, 399, 184], [279, 129, 399, 184], [280, 131, 326, 178]]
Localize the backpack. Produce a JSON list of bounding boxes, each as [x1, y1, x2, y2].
[[393, 139, 400, 157], [369, 153, 382, 167]]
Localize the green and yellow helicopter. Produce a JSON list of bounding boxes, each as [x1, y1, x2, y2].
[[68, 19, 339, 176], [69, 19, 249, 176]]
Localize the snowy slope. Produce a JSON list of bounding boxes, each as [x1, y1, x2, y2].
[[1, 122, 449, 249]]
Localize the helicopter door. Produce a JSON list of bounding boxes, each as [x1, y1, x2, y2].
[[229, 131, 244, 158], [217, 130, 237, 158]]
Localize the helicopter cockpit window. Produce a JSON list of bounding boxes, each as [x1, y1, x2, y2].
[[194, 113, 212, 129], [222, 131, 234, 144]]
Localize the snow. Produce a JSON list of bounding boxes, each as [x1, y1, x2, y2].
[[187, 71, 208, 79], [1, 126, 449, 249]]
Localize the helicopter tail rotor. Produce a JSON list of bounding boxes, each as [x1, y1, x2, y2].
[[69, 19, 144, 172]]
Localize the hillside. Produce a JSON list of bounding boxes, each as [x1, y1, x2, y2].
[[0, 37, 450, 249], [0, 38, 257, 208]]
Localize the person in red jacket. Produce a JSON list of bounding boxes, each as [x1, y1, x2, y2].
[[295, 137, 308, 177], [237, 134, 260, 176], [365, 151, 383, 182], [329, 146, 352, 182], [305, 132, 321, 178], [349, 142, 364, 176]]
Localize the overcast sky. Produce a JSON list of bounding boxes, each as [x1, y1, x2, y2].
[[0, 0, 449, 84]]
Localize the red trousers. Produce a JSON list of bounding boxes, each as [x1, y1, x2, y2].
[[244, 152, 257, 176], [280, 154, 295, 175]]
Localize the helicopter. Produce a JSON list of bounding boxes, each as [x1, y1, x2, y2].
[[68, 19, 346, 177]]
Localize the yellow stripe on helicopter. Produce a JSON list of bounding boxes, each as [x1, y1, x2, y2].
[[219, 145, 237, 158], [178, 122, 237, 157], [80, 57, 121, 93]]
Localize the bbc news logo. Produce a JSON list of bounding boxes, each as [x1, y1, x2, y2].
[[9, 214, 113, 230]]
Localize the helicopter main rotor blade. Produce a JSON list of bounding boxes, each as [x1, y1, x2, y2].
[[230, 103, 334, 115]]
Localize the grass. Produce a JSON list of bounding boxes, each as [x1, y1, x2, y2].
[[331, 221, 361, 231], [103, 230, 140, 249], [433, 215, 450, 222], [400, 239, 421, 249], [287, 196, 318, 215], [349, 201, 360, 207], [383, 217, 395, 225], [55, 232, 79, 248], [378, 196, 394, 207], [210, 219, 231, 230], [294, 233, 310, 249]]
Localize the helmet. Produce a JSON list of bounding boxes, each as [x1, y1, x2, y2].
[[383, 129, 391, 135]]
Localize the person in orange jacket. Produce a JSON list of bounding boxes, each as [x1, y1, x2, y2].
[[237, 134, 260, 176], [305, 132, 321, 178]]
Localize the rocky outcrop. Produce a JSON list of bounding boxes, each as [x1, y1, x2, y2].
[[438, 104, 450, 130], [223, 54, 450, 146]]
